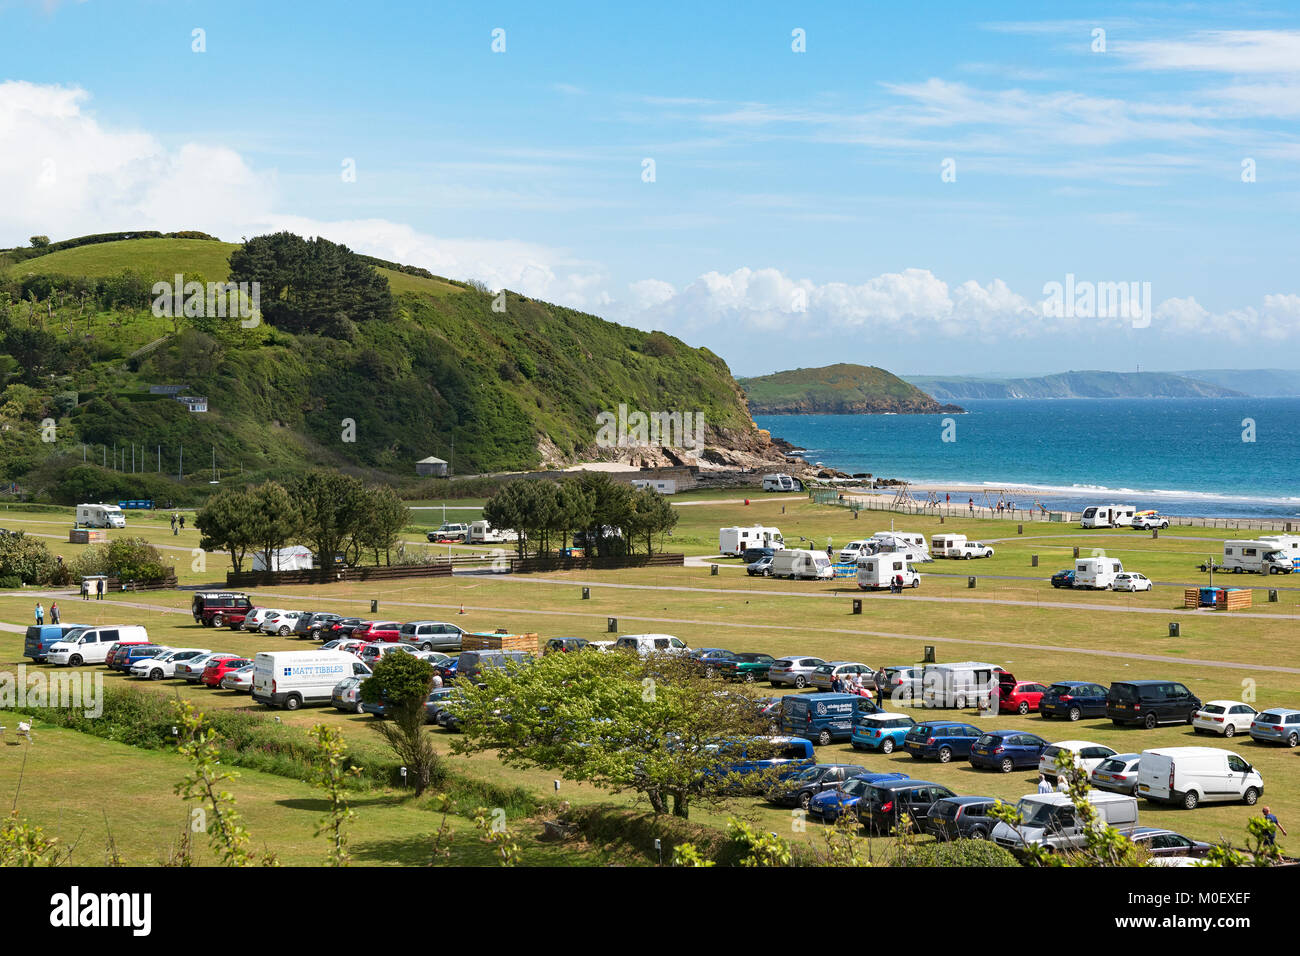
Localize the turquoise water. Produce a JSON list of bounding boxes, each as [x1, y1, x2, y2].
[[755, 398, 1300, 519]]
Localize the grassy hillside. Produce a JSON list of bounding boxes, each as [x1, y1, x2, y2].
[[0, 234, 759, 496], [739, 363, 960, 414], [906, 370, 1245, 401]]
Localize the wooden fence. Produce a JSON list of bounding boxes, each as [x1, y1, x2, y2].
[[226, 563, 454, 587], [508, 553, 685, 574]]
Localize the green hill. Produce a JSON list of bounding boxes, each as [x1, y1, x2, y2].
[[739, 363, 962, 414], [0, 233, 761, 498], [904, 370, 1245, 401]]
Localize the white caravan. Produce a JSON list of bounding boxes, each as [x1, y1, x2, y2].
[[770, 549, 834, 580], [75, 503, 126, 529], [857, 555, 919, 591], [252, 650, 370, 710], [719, 525, 785, 557], [1220, 538, 1300, 575], [1136, 747, 1264, 810], [1080, 505, 1136, 529], [1074, 557, 1124, 589], [761, 474, 797, 492], [930, 534, 966, 558], [466, 520, 519, 544]]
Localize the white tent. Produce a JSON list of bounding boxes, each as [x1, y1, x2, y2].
[[252, 546, 315, 572]]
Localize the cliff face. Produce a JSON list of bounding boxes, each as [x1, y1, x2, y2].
[[739, 363, 964, 415]]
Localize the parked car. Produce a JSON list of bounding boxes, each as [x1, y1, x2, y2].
[[1132, 514, 1170, 530], [427, 522, 469, 542], [926, 796, 1001, 841], [357, 642, 416, 668], [713, 652, 778, 683], [690, 648, 739, 676], [331, 676, 366, 713], [261, 611, 307, 636], [767, 764, 868, 810], [954, 542, 995, 559], [999, 679, 1049, 715], [1107, 680, 1201, 728], [351, 621, 402, 644], [104, 640, 155, 671], [1039, 740, 1117, 777], [424, 688, 458, 724], [220, 664, 255, 692], [176, 652, 238, 683], [968, 731, 1049, 773], [398, 621, 466, 651], [1089, 753, 1143, 796], [240, 608, 284, 633], [108, 644, 170, 673], [810, 661, 875, 691], [768, 656, 827, 689], [857, 779, 957, 834], [1193, 700, 1258, 738], [319, 617, 366, 641], [714, 736, 815, 781], [807, 771, 909, 823], [993, 791, 1138, 855], [1126, 827, 1211, 858], [741, 546, 777, 565], [131, 648, 210, 681], [1039, 680, 1109, 721], [746, 555, 774, 576], [903, 722, 983, 763], [875, 665, 923, 702], [1136, 747, 1263, 809], [1248, 707, 1300, 747], [544, 638, 590, 654], [293, 612, 343, 640], [1112, 572, 1153, 593], [202, 657, 252, 688], [1050, 569, 1075, 588], [850, 712, 916, 753]]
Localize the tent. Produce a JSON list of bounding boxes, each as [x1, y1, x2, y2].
[[252, 546, 315, 572]]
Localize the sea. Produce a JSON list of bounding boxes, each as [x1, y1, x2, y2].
[[754, 397, 1300, 520]]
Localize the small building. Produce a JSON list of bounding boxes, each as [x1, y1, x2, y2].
[[150, 385, 186, 395], [175, 395, 208, 413], [416, 455, 448, 477], [252, 546, 315, 572]]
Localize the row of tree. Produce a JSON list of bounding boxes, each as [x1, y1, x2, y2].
[[196, 472, 409, 573], [482, 472, 678, 558]]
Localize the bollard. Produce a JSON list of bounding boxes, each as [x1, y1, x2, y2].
[[1073, 546, 1080, 559], [968, 576, 976, 589], [1031, 554, 1039, 568], [854, 510, 859, 519], [710, 564, 718, 576], [852, 598, 862, 615], [1269, 589, 1278, 603], [923, 645, 936, 663], [1017, 524, 1023, 535], [1168, 622, 1180, 638], [607, 617, 617, 633], [582, 587, 590, 600], [1152, 529, 1158, 540], [370, 599, 378, 614]]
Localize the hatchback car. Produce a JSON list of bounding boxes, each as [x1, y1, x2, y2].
[[810, 661, 875, 691], [1088, 753, 1143, 796], [1050, 569, 1075, 588], [332, 676, 366, 713], [294, 612, 343, 639], [261, 611, 307, 636], [1249, 707, 1300, 747], [999, 679, 1049, 715], [1039, 740, 1117, 777], [806, 771, 909, 823], [714, 652, 778, 683], [201, 657, 252, 688], [176, 652, 238, 683], [1193, 700, 1258, 738], [691, 648, 739, 677], [903, 722, 982, 763], [850, 712, 916, 753], [1039, 681, 1109, 721], [240, 608, 284, 633], [1113, 572, 1153, 592], [874, 665, 923, 702], [351, 621, 402, 644], [926, 796, 1001, 841], [767, 764, 868, 810], [320, 617, 366, 641], [968, 731, 1049, 773], [768, 656, 827, 689], [857, 780, 957, 834]]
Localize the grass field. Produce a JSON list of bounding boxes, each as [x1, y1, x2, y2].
[[2, 495, 1296, 865]]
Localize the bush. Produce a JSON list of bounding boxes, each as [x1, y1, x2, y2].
[[891, 839, 1020, 868]]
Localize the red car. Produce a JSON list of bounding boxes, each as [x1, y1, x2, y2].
[[350, 621, 402, 643], [1000, 679, 1049, 715], [202, 657, 253, 687]]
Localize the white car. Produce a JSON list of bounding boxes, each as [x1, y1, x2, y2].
[[1132, 514, 1170, 530], [1039, 740, 1117, 777], [131, 648, 211, 681], [955, 542, 995, 559], [838, 540, 873, 563], [1112, 572, 1152, 592], [427, 523, 470, 541], [1193, 700, 1259, 738], [261, 611, 306, 636], [241, 608, 285, 632]]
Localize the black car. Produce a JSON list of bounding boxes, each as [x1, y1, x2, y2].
[[767, 763, 865, 810], [294, 612, 343, 639], [926, 796, 1001, 841], [742, 546, 776, 564], [1050, 569, 1075, 589], [1107, 680, 1201, 728], [1039, 681, 1109, 721], [857, 779, 957, 834], [320, 617, 365, 641]]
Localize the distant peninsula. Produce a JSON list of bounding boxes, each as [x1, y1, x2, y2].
[[904, 370, 1246, 401], [739, 363, 964, 415]]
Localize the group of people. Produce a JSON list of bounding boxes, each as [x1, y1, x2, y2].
[[33, 601, 60, 625], [80, 577, 106, 600], [829, 670, 875, 698], [169, 513, 186, 535]]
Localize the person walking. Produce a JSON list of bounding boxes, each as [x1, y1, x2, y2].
[[170, 513, 178, 535], [178, 514, 185, 531], [50, 601, 60, 624], [1037, 774, 1053, 794], [1262, 806, 1287, 845], [97, 577, 105, 600], [80, 578, 89, 600], [34, 602, 44, 625], [968, 497, 975, 515]]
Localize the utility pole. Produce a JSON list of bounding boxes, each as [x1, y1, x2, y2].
[[178, 446, 182, 481], [157, 445, 160, 473]]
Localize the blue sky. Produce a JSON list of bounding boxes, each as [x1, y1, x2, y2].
[[4, 0, 1300, 376]]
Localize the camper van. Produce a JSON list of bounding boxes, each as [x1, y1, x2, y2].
[[75, 503, 126, 529], [1219, 538, 1300, 574], [770, 549, 834, 580], [761, 474, 798, 492], [921, 662, 1003, 709], [1074, 557, 1124, 589], [930, 534, 966, 558], [719, 525, 785, 557], [857, 556, 919, 591], [466, 520, 519, 544], [1136, 747, 1264, 810], [252, 650, 370, 710], [870, 531, 932, 564], [1080, 505, 1136, 529]]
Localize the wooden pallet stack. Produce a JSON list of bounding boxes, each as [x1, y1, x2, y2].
[[68, 528, 107, 543], [463, 631, 540, 653]]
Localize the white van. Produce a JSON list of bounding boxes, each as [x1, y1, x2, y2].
[[838, 539, 874, 563], [1136, 747, 1264, 810], [466, 520, 518, 544], [1074, 557, 1124, 589], [770, 548, 834, 580], [857, 556, 919, 591], [46, 625, 150, 666], [75, 503, 126, 529], [613, 634, 691, 657], [930, 534, 965, 558], [718, 525, 785, 557], [1080, 505, 1136, 529], [991, 791, 1139, 855], [252, 650, 371, 710], [921, 662, 1002, 709]]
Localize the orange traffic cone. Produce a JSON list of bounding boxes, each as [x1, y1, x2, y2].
[[458, 604, 467, 615]]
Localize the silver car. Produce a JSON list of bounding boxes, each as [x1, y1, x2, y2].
[[1089, 753, 1142, 795], [220, 664, 254, 693], [768, 656, 826, 689], [810, 661, 875, 691]]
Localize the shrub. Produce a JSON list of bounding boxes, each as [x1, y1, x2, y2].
[[891, 839, 1020, 868]]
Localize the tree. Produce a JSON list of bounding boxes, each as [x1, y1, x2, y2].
[[29, 236, 50, 249], [248, 482, 298, 572], [195, 489, 258, 573], [290, 471, 365, 569], [356, 484, 409, 565], [626, 486, 678, 555], [450, 651, 772, 819], [0, 532, 60, 585], [360, 652, 442, 796], [577, 472, 633, 556]]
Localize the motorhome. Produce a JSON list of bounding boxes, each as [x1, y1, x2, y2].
[[719, 525, 785, 557], [930, 534, 966, 558], [75, 503, 126, 529], [630, 479, 677, 495], [1080, 505, 1136, 529], [1074, 557, 1124, 589], [252, 650, 370, 710], [761, 474, 798, 492], [921, 662, 1003, 709], [770, 549, 834, 580], [1219, 538, 1300, 574], [466, 520, 519, 544], [856, 555, 919, 591]]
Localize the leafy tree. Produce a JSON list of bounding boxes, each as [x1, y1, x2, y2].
[[29, 236, 50, 249], [0, 532, 61, 585], [626, 486, 678, 555], [2, 327, 64, 384], [247, 482, 298, 572], [483, 479, 533, 560], [360, 652, 442, 796], [196, 489, 258, 573], [290, 471, 365, 568], [356, 484, 409, 565]]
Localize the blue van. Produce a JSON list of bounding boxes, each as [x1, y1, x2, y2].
[[23, 624, 82, 662], [781, 693, 864, 746], [713, 736, 815, 784]]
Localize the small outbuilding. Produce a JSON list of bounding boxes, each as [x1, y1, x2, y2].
[[252, 546, 315, 572], [416, 456, 448, 477]]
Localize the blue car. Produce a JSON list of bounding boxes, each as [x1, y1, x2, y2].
[[851, 712, 917, 753], [1038, 680, 1109, 721], [807, 771, 909, 823], [902, 721, 982, 762], [968, 730, 1049, 772], [1249, 708, 1300, 747]]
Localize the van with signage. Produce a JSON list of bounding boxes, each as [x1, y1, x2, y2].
[[780, 693, 864, 746], [252, 650, 370, 710]]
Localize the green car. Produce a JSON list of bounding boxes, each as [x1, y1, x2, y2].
[[715, 652, 778, 683]]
